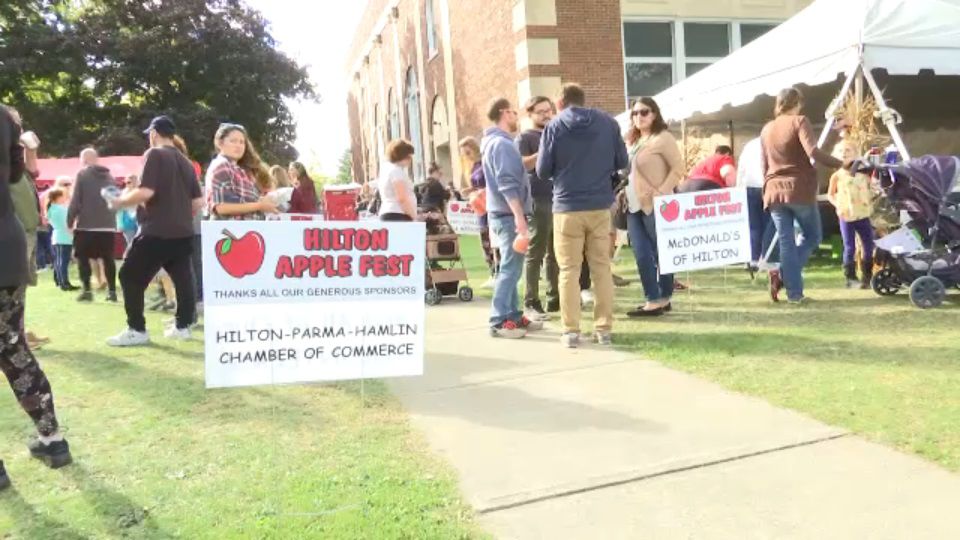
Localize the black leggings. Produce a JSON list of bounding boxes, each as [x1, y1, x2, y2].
[[0, 287, 59, 437]]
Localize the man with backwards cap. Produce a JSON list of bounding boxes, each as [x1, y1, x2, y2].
[[106, 116, 204, 347]]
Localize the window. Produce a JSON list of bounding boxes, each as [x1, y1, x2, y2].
[[740, 23, 777, 46], [425, 0, 438, 56], [622, 20, 782, 102], [622, 22, 674, 99], [387, 89, 400, 141]]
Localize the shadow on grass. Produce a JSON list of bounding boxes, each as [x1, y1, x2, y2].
[[61, 463, 172, 538], [0, 487, 88, 540], [618, 330, 960, 371]]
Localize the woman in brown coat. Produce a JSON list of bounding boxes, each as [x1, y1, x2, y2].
[[762, 87, 848, 303]]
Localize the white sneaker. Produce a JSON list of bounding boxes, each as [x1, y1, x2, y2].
[[106, 328, 150, 347], [164, 326, 191, 341], [481, 277, 497, 289], [580, 290, 595, 307], [163, 317, 200, 330], [523, 308, 549, 322], [561, 332, 580, 348], [593, 332, 613, 346]]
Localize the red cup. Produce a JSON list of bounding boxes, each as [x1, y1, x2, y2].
[[513, 233, 529, 254]]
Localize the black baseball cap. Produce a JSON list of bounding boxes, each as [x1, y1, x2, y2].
[[143, 115, 176, 137]]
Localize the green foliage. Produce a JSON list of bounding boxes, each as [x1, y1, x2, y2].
[[336, 148, 353, 184], [0, 0, 316, 164]]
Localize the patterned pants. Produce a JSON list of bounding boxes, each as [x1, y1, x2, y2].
[[0, 287, 59, 437]]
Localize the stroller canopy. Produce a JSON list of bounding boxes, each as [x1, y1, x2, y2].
[[895, 156, 960, 206], [884, 156, 960, 245]]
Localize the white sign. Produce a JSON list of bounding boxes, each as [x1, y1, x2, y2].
[[446, 201, 483, 235], [654, 188, 751, 273], [201, 220, 425, 389]]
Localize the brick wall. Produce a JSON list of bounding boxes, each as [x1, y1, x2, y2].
[[446, 0, 518, 141], [553, 0, 626, 115]]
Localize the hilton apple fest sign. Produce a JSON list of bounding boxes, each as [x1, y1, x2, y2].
[[202, 221, 426, 389], [653, 188, 751, 274]]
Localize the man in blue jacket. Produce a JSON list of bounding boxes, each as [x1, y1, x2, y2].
[[537, 84, 628, 348], [481, 97, 540, 339]]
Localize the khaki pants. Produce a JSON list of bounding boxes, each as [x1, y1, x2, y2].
[[554, 210, 613, 334]]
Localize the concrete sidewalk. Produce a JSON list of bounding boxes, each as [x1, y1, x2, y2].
[[390, 303, 960, 539]]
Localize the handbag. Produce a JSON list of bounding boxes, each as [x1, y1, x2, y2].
[[612, 171, 630, 231]]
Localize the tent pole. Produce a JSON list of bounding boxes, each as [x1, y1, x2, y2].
[[862, 67, 911, 160], [816, 64, 859, 151]]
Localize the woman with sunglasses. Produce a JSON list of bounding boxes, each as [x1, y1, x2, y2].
[[206, 123, 277, 220], [624, 97, 684, 317]]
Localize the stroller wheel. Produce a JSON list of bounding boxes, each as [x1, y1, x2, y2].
[[871, 268, 901, 296], [457, 286, 474, 302], [425, 289, 443, 306], [909, 276, 946, 309]]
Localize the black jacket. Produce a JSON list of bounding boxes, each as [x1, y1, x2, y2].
[[0, 106, 28, 288]]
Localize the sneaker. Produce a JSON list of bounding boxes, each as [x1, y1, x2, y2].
[[164, 326, 191, 341], [518, 316, 543, 331], [148, 298, 167, 311], [612, 274, 629, 287], [480, 277, 496, 289], [490, 320, 526, 339], [160, 301, 176, 312], [546, 299, 560, 313], [580, 290, 595, 307], [61, 284, 80, 292], [560, 332, 580, 348], [593, 332, 612, 346], [164, 317, 200, 330], [524, 301, 549, 321], [106, 328, 150, 347], [77, 290, 93, 303], [28, 438, 72, 469], [105, 291, 118, 303], [769, 270, 783, 303], [788, 296, 811, 306], [0, 460, 9, 491]]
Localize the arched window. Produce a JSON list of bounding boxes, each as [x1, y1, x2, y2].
[[405, 67, 425, 182], [387, 88, 400, 141]]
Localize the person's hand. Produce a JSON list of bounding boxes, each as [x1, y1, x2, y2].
[[258, 196, 279, 214], [516, 217, 529, 238]]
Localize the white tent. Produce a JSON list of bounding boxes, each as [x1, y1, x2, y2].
[[654, 0, 960, 123]]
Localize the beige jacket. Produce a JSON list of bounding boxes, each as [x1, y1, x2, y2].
[[627, 131, 684, 215]]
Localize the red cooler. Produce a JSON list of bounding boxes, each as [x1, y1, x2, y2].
[[323, 183, 362, 222]]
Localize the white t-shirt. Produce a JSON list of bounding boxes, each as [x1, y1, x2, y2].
[[737, 137, 765, 189], [377, 161, 414, 216]]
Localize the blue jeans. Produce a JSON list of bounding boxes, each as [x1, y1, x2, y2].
[[770, 204, 822, 301], [53, 244, 73, 288], [627, 210, 673, 303], [489, 214, 524, 327], [747, 188, 777, 263], [36, 229, 53, 269]]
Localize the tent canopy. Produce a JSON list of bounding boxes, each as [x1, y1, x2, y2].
[[653, 0, 960, 122], [36, 156, 143, 188]]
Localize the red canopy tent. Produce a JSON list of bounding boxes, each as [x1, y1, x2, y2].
[[35, 155, 144, 190]]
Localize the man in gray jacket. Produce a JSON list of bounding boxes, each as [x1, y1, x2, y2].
[[481, 97, 539, 339], [68, 148, 118, 302]]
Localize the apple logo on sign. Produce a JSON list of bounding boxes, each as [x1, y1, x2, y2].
[[216, 229, 266, 278], [660, 200, 680, 222]]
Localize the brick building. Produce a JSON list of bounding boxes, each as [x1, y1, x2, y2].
[[345, 0, 812, 186]]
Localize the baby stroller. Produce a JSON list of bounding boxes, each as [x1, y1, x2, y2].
[[867, 155, 960, 309], [420, 209, 474, 306]]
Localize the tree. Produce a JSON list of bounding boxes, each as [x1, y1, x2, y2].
[[336, 149, 353, 184], [0, 0, 316, 164]]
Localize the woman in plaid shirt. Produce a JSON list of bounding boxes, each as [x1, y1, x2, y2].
[[205, 124, 278, 220]]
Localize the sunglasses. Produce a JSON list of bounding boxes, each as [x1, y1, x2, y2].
[[632, 109, 653, 118], [218, 122, 246, 132]]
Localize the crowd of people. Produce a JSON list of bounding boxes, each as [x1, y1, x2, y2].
[[0, 81, 865, 487], [372, 84, 859, 345]]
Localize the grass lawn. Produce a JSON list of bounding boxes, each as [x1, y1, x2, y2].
[[0, 277, 482, 538], [458, 234, 960, 472]]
